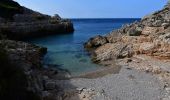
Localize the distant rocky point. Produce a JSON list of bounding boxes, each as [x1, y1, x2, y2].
[[0, 0, 74, 40]]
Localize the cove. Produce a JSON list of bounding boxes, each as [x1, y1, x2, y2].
[[27, 18, 140, 76]]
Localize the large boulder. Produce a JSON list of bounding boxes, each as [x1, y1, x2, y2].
[[84, 35, 108, 49], [127, 27, 142, 36], [139, 42, 156, 54], [92, 43, 134, 62]]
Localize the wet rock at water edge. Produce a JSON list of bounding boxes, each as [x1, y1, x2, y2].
[[84, 35, 108, 49]]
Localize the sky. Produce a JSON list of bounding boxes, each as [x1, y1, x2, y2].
[[15, 0, 168, 18]]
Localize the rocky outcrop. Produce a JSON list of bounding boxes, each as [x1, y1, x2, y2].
[[0, 0, 75, 99], [0, 40, 74, 100], [0, 0, 23, 19], [85, 1, 170, 62], [84, 35, 108, 50], [0, 0, 74, 40], [0, 40, 47, 99]]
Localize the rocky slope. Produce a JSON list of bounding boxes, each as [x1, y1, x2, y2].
[[0, 40, 74, 100], [0, 0, 23, 19], [0, 40, 47, 100], [0, 0, 74, 40], [85, 1, 170, 63], [0, 0, 74, 100]]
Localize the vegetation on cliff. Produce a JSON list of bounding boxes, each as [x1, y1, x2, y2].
[[0, 0, 23, 19]]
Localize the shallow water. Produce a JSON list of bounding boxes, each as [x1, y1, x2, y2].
[[27, 18, 140, 76]]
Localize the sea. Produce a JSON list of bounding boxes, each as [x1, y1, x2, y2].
[[27, 18, 140, 76]]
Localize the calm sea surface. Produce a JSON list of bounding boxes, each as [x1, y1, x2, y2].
[[27, 18, 140, 76]]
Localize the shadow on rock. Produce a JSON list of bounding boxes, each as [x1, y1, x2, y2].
[[41, 64, 81, 100]]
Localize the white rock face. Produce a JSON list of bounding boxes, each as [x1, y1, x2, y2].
[[139, 42, 155, 52]]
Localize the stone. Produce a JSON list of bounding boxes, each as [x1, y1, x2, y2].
[[84, 35, 107, 49], [45, 81, 56, 90], [142, 27, 164, 36], [162, 23, 170, 28], [139, 42, 155, 53], [92, 43, 134, 62], [42, 91, 51, 98], [126, 58, 132, 63], [159, 33, 170, 44], [127, 28, 141, 36], [76, 87, 86, 94], [152, 20, 163, 27]]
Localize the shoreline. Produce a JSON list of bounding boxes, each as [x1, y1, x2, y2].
[[73, 62, 121, 79], [0, 0, 170, 100], [53, 58, 168, 100], [46, 53, 170, 99], [77, 1, 170, 99]]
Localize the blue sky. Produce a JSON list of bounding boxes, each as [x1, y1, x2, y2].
[[15, 0, 167, 18]]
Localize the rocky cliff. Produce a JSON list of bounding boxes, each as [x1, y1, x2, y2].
[[0, 0, 23, 19], [85, 1, 170, 62], [0, 40, 47, 100], [0, 0, 74, 40], [0, 0, 74, 100]]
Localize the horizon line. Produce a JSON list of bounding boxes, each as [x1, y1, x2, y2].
[[63, 18, 141, 19]]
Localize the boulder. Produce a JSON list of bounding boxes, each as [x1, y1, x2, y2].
[[127, 27, 141, 36], [159, 33, 170, 44], [45, 81, 56, 90], [141, 27, 164, 36], [84, 35, 107, 49], [139, 42, 156, 54], [161, 23, 170, 28], [92, 43, 134, 62], [152, 19, 163, 27]]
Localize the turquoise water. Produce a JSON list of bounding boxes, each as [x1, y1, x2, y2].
[[27, 18, 140, 76]]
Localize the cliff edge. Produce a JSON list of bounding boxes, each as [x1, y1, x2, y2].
[[0, 0, 74, 40], [85, 1, 170, 62], [0, 0, 74, 100]]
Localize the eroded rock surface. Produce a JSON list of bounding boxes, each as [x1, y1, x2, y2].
[[84, 2, 170, 62]]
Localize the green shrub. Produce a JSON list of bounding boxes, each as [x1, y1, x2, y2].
[[0, 0, 23, 19]]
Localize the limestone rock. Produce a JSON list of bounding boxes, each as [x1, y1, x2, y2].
[[84, 1, 170, 63], [142, 27, 165, 36], [139, 42, 156, 53], [159, 33, 170, 44], [84, 35, 108, 49], [92, 43, 133, 62], [127, 27, 142, 36]]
